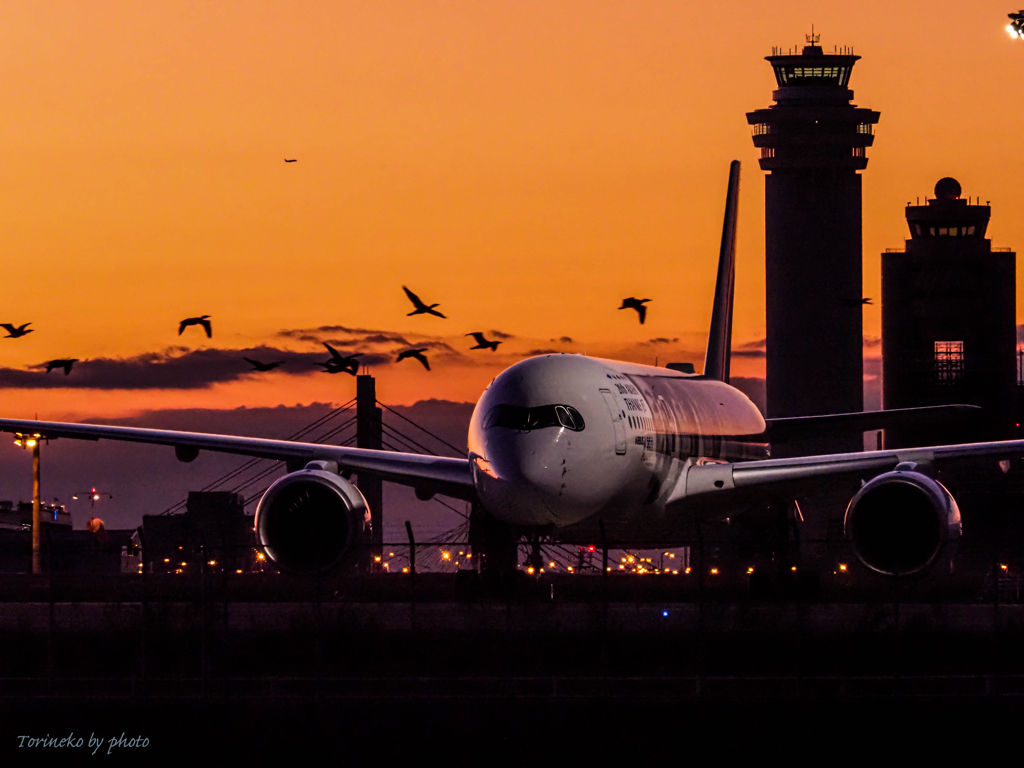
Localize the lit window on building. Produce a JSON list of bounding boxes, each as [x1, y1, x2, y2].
[[935, 341, 964, 384]]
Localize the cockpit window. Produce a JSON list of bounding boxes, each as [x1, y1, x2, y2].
[[484, 404, 586, 432]]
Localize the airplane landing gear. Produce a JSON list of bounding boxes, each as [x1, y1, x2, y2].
[[468, 505, 518, 584]]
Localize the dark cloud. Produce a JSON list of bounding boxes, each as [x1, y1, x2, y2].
[[524, 349, 562, 356], [488, 330, 515, 339], [731, 349, 766, 358], [0, 346, 392, 391], [646, 337, 679, 345], [278, 324, 380, 339], [550, 337, 573, 343], [864, 336, 882, 348]]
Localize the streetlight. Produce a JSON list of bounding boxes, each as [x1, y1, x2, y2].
[[13, 432, 45, 575], [72, 488, 113, 508]]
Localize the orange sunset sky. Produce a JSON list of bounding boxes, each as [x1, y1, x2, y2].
[[1, 0, 1022, 419]]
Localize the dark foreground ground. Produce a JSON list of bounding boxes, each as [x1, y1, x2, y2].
[[4, 572, 1024, 763]]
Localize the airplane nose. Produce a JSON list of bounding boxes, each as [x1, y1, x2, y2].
[[475, 426, 618, 528]]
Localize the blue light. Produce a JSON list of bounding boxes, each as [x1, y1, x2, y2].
[[661, 610, 669, 618]]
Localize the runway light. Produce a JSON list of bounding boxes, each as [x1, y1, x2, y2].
[[710, 568, 719, 575], [526, 566, 535, 575], [791, 566, 797, 572], [163, 558, 170, 563], [402, 567, 409, 573], [839, 563, 848, 572], [389, 552, 394, 557], [441, 551, 451, 561], [256, 552, 265, 561], [747, 567, 755, 575], [662, 610, 669, 617], [1001, 564, 1009, 571], [685, 567, 691, 574], [25, 439, 37, 448], [549, 561, 556, 568], [236, 569, 243, 574], [373, 555, 382, 563]]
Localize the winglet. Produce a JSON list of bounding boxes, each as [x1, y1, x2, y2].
[[702, 160, 740, 383]]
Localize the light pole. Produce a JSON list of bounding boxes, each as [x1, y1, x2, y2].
[[73, 489, 113, 508], [13, 432, 43, 575]]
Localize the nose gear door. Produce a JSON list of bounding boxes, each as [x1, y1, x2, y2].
[[599, 388, 627, 455]]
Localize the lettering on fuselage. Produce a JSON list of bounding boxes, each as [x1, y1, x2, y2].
[[620, 373, 769, 463]]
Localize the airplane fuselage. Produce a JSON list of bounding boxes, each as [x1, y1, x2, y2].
[[469, 354, 767, 531]]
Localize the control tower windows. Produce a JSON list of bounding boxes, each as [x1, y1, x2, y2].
[[934, 341, 964, 385], [773, 65, 851, 86]]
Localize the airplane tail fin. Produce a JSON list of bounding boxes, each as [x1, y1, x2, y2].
[[702, 160, 740, 383]]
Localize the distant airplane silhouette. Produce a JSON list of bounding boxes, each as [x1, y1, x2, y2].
[[842, 298, 873, 307], [45, 359, 78, 376], [178, 316, 212, 338], [466, 332, 502, 351], [619, 298, 651, 325], [402, 286, 446, 318], [285, 159, 297, 163], [397, 348, 430, 370], [318, 343, 360, 375], [1, 323, 33, 338], [244, 357, 285, 372]]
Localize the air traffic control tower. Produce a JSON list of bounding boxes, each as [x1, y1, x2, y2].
[[748, 35, 879, 455], [882, 179, 1016, 448]]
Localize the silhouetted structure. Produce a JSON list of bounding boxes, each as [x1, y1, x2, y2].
[[356, 375, 383, 568], [747, 35, 879, 455], [882, 178, 1017, 447], [141, 492, 254, 573]]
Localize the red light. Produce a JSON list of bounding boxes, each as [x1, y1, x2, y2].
[[588, 546, 595, 552]]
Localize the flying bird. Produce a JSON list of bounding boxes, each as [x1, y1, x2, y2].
[[45, 359, 78, 376], [317, 343, 360, 375], [466, 332, 502, 351], [396, 348, 430, 370], [1, 323, 33, 338], [402, 286, 446, 318], [619, 298, 652, 325], [284, 159, 297, 163], [178, 316, 212, 338], [244, 358, 285, 372]]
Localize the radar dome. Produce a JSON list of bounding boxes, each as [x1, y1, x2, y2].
[[934, 177, 961, 200]]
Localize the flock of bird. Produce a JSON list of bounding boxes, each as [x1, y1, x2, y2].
[[2, 287, 652, 377]]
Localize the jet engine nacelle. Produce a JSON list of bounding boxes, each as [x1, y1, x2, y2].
[[844, 465, 961, 577], [254, 461, 371, 574]]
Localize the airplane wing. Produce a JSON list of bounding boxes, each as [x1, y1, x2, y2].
[[764, 404, 980, 443], [0, 418, 477, 502], [668, 438, 1024, 517]]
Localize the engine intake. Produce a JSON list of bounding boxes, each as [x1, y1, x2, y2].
[[844, 468, 961, 577], [254, 466, 371, 574]]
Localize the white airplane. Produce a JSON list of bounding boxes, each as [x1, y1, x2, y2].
[[0, 162, 1000, 578]]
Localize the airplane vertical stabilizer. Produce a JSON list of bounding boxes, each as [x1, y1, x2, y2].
[[702, 160, 740, 383]]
